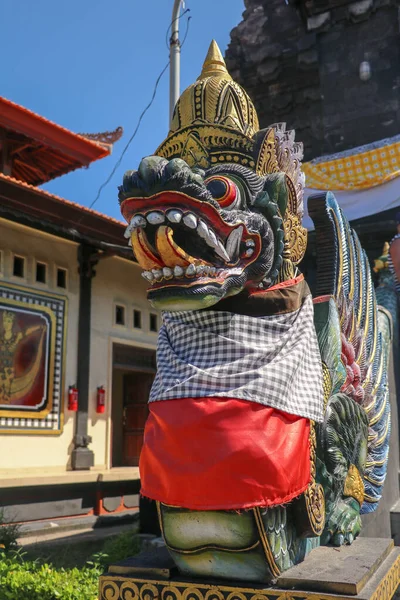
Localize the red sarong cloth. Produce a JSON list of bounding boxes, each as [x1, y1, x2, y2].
[[140, 397, 311, 510]]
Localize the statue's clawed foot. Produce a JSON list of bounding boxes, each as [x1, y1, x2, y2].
[[322, 498, 361, 547]]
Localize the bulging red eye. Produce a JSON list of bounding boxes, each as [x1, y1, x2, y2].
[[205, 176, 238, 208]]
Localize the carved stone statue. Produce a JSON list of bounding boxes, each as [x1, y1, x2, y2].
[[119, 41, 392, 583]]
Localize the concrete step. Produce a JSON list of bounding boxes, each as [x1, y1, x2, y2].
[[15, 509, 139, 540]]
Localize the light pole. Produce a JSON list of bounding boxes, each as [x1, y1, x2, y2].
[[169, 0, 184, 128]]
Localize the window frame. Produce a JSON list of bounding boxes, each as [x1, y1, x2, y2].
[[12, 254, 26, 280]]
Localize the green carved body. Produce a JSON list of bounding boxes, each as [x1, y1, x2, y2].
[[119, 43, 393, 584]]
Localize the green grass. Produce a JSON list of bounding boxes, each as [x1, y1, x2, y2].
[[0, 528, 141, 600]]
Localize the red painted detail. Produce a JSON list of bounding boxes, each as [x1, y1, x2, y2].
[[121, 193, 260, 248], [204, 175, 238, 208], [96, 386, 106, 414], [250, 274, 305, 296], [313, 294, 333, 304], [68, 386, 78, 412], [140, 397, 311, 511], [94, 491, 139, 516]]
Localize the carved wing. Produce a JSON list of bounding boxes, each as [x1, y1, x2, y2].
[[309, 191, 392, 514]]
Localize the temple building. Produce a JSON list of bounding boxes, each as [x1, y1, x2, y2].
[[0, 97, 158, 525], [225, 0, 400, 263]]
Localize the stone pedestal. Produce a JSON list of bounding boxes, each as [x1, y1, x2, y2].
[[99, 538, 400, 600]]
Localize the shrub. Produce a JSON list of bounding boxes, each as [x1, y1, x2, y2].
[[0, 548, 101, 600], [0, 509, 20, 551], [0, 529, 141, 599]]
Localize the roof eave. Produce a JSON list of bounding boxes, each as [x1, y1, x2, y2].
[[0, 98, 111, 166]]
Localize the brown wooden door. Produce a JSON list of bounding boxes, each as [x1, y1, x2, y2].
[[122, 372, 153, 466]]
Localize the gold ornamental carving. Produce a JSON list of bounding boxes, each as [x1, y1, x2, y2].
[[99, 553, 400, 600], [344, 464, 365, 506]]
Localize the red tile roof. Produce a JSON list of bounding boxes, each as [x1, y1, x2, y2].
[[0, 172, 124, 225], [0, 173, 130, 250], [0, 96, 119, 186]]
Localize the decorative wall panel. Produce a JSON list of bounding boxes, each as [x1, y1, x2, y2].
[[0, 282, 67, 434]]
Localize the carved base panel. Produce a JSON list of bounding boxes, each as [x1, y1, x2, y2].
[[99, 546, 400, 600]]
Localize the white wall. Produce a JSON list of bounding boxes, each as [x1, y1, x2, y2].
[[0, 219, 157, 474], [0, 219, 79, 472], [89, 256, 159, 469]]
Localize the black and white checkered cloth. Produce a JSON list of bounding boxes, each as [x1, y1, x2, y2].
[[150, 295, 324, 422]]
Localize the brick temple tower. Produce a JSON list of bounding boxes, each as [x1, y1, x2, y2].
[[226, 0, 400, 161]]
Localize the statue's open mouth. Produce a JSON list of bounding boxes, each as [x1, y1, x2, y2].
[[120, 192, 261, 293]]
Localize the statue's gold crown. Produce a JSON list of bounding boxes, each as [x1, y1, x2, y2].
[[170, 40, 259, 139], [156, 40, 260, 170]]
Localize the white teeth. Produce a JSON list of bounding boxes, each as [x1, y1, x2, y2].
[[226, 226, 243, 261], [147, 211, 165, 225], [163, 267, 173, 279], [246, 239, 255, 247], [152, 268, 162, 280], [215, 240, 231, 263], [205, 230, 218, 251], [245, 248, 254, 257], [166, 209, 182, 223], [174, 265, 184, 277], [210, 267, 217, 277], [124, 214, 146, 238], [142, 271, 154, 282], [183, 213, 197, 229], [186, 263, 196, 277], [128, 238, 132, 247], [196, 265, 210, 276], [197, 220, 209, 239]]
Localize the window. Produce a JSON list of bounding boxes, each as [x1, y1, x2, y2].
[[133, 309, 142, 329], [36, 262, 47, 284], [149, 313, 158, 332], [13, 255, 25, 278], [115, 305, 126, 326], [56, 267, 67, 289]]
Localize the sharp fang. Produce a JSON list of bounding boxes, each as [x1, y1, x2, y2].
[[183, 213, 197, 229], [128, 238, 132, 247], [124, 214, 146, 238], [163, 267, 173, 279], [152, 269, 163, 280], [147, 211, 165, 225], [215, 240, 231, 263], [246, 239, 255, 247], [197, 220, 209, 239], [245, 248, 254, 257], [205, 228, 218, 248], [174, 266, 184, 277], [186, 264, 196, 277], [226, 226, 243, 261], [142, 271, 154, 282], [166, 209, 182, 223]]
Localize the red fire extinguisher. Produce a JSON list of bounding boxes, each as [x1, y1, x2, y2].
[[96, 386, 106, 414], [68, 385, 78, 412]]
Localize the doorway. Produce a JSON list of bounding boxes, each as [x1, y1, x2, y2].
[[111, 344, 156, 467], [122, 372, 153, 466]]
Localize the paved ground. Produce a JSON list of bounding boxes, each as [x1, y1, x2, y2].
[[19, 522, 137, 548]]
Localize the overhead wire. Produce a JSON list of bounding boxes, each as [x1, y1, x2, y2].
[[83, 7, 191, 218]]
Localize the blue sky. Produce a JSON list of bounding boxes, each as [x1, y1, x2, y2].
[[1, 0, 245, 221]]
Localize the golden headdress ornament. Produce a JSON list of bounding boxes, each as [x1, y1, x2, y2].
[[156, 41, 307, 266]]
